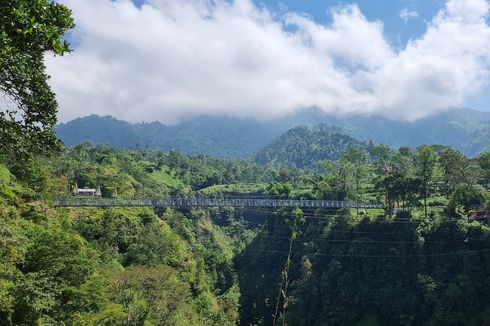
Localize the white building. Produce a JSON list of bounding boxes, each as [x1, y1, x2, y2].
[[71, 184, 102, 197]]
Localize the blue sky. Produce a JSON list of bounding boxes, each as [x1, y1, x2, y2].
[[46, 0, 490, 123], [255, 0, 443, 46], [251, 0, 490, 112], [131, 0, 444, 45]]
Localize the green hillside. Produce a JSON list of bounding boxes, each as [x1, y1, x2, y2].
[[255, 125, 374, 168], [5, 1, 490, 324], [55, 108, 490, 159], [150, 166, 184, 188], [2, 144, 490, 324]]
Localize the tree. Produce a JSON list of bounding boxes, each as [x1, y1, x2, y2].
[[439, 148, 481, 193], [389, 152, 415, 177], [376, 172, 421, 218], [266, 182, 293, 199], [447, 184, 488, 217], [334, 160, 355, 201], [0, 0, 74, 160], [477, 151, 490, 189], [415, 145, 440, 219], [12, 227, 98, 324], [343, 149, 370, 215], [109, 266, 198, 325], [370, 145, 391, 164], [398, 146, 413, 157]]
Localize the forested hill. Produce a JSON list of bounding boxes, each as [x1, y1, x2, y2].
[[255, 125, 372, 168], [56, 108, 490, 159], [55, 115, 280, 159], [2, 144, 490, 325]]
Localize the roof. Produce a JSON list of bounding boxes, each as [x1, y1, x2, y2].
[[469, 210, 488, 219], [78, 188, 96, 192]]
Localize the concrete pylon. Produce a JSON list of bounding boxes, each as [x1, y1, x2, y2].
[[71, 183, 79, 196]]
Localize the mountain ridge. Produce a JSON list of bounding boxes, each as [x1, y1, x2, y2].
[[55, 108, 490, 158]]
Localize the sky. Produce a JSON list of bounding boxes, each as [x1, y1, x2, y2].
[[45, 0, 490, 124]]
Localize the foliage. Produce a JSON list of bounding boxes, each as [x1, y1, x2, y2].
[[0, 0, 74, 159], [109, 265, 200, 325], [0, 152, 247, 325], [440, 147, 482, 192], [447, 184, 489, 216], [2, 1, 489, 324], [415, 145, 441, 219], [238, 213, 490, 326], [266, 182, 293, 198], [477, 151, 490, 188], [255, 125, 373, 169], [150, 166, 185, 189], [56, 108, 490, 160], [2, 142, 490, 325]]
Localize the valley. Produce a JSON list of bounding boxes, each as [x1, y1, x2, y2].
[[1, 144, 489, 324]]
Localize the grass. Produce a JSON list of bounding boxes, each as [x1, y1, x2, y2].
[[0, 164, 11, 183], [291, 186, 314, 198], [199, 183, 267, 195], [150, 166, 184, 189], [426, 195, 448, 206]]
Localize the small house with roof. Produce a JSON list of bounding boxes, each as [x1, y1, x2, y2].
[[71, 183, 102, 197], [468, 209, 488, 223]]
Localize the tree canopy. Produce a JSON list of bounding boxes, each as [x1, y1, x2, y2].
[[1, 143, 490, 325], [0, 0, 74, 159]]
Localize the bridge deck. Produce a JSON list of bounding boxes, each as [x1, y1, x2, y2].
[[53, 197, 381, 209]]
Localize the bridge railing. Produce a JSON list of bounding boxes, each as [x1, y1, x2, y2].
[[52, 197, 382, 209]]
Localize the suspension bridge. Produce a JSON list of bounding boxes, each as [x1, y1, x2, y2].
[[53, 197, 381, 209]]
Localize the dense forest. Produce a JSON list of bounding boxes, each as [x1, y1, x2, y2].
[[55, 108, 490, 159], [254, 125, 374, 169], [2, 1, 490, 325], [1, 143, 490, 325]]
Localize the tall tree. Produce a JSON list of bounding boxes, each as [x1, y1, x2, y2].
[[477, 151, 490, 189], [369, 145, 391, 164], [343, 148, 370, 215], [439, 148, 481, 194], [328, 159, 355, 201], [447, 184, 488, 216], [415, 145, 440, 219], [0, 0, 74, 160]]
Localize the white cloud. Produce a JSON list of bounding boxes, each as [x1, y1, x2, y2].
[[400, 8, 419, 24], [46, 0, 490, 123], [445, 0, 489, 23]]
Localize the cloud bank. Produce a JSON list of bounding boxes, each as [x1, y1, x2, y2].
[[46, 0, 490, 123]]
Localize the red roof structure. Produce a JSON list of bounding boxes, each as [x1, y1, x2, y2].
[[468, 209, 488, 221]]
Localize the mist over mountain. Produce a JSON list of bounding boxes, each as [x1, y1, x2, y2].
[[56, 108, 490, 158]]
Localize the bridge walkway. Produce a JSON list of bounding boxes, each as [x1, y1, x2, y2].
[[53, 197, 382, 209]]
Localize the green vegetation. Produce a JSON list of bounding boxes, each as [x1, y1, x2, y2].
[[0, 0, 74, 159], [238, 212, 490, 325], [55, 108, 490, 160], [150, 166, 184, 189], [0, 156, 249, 324], [1, 143, 490, 325], [3, 2, 490, 324], [255, 125, 374, 169], [0, 165, 10, 183], [199, 183, 268, 196]]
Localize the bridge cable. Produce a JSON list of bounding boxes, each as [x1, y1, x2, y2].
[[240, 247, 490, 259], [272, 209, 300, 326], [237, 208, 460, 225]]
